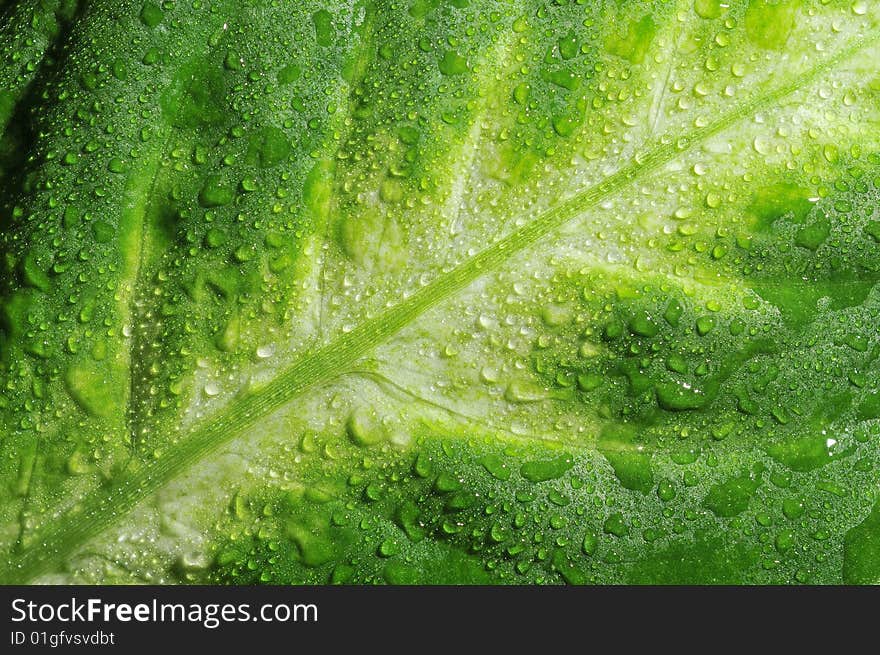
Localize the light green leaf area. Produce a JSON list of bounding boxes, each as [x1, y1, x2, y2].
[[1, 0, 879, 585]]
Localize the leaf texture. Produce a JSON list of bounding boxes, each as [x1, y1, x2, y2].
[[1, 0, 879, 584]]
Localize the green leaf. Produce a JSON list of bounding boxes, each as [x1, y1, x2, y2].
[[1, 0, 879, 585]]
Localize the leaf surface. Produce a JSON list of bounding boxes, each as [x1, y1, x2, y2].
[[1, 0, 880, 584]]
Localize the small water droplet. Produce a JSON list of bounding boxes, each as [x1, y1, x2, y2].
[[257, 344, 275, 359]]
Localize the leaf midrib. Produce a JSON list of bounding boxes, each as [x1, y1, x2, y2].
[[2, 32, 876, 584]]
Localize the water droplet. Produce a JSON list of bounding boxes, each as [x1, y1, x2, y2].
[[256, 344, 275, 359]]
